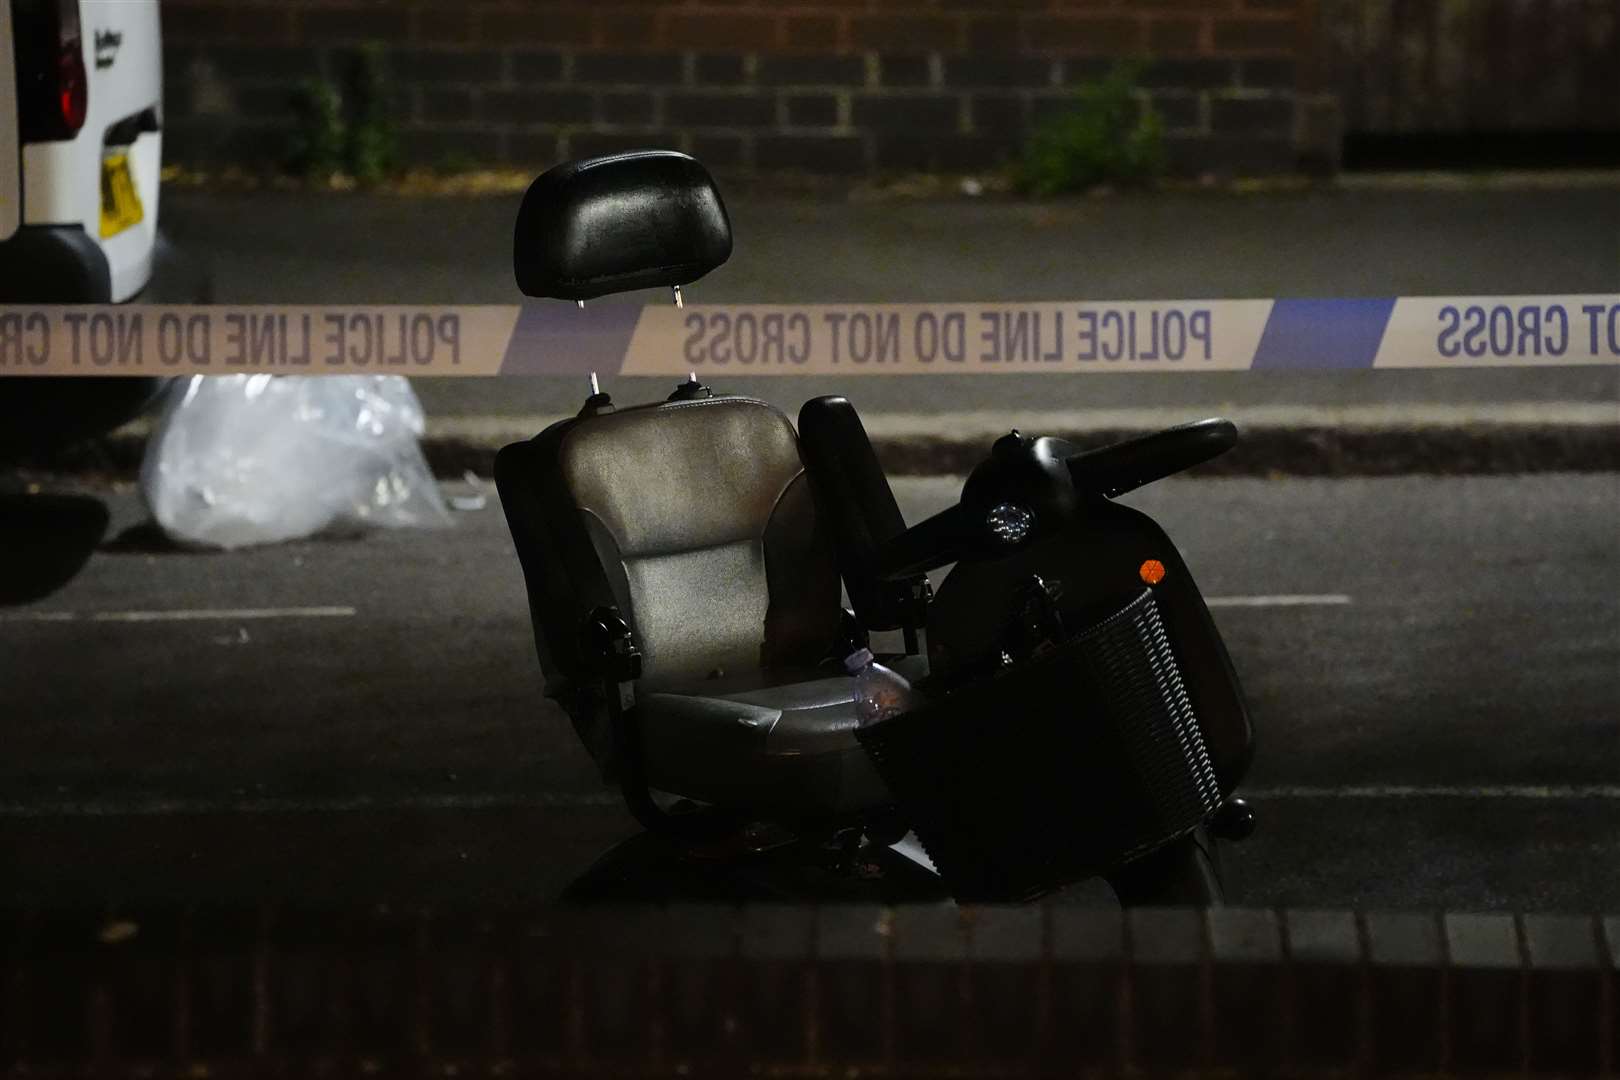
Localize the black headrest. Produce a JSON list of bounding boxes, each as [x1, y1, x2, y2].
[[513, 150, 732, 301]]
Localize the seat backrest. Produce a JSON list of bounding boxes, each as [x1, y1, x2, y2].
[[496, 396, 841, 698]]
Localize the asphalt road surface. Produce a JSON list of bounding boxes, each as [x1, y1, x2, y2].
[[160, 186, 1620, 421], [2, 472, 1615, 911]]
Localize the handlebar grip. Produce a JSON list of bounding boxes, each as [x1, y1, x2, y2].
[[1066, 418, 1237, 499]]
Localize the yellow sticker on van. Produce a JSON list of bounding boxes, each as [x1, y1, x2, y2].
[[99, 154, 144, 239]]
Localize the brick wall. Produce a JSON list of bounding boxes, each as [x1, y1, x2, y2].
[[1322, 0, 1620, 135], [5, 904, 1618, 1073], [162, 0, 1337, 179]]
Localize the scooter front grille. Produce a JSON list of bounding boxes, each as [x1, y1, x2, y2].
[[1086, 586, 1222, 860], [856, 587, 1222, 901]]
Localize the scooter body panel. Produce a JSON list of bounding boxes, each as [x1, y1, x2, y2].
[[926, 497, 1254, 793]]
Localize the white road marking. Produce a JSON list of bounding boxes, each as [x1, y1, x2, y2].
[[1247, 785, 1620, 800], [1206, 594, 1352, 608], [0, 791, 624, 818], [3, 786, 1615, 821], [0, 606, 357, 624], [3, 599, 1345, 623]]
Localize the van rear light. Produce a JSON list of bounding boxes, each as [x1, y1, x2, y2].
[[16, 0, 89, 142]]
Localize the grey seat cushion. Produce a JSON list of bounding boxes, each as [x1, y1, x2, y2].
[[638, 675, 892, 817]]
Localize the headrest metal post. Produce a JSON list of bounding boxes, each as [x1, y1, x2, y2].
[[672, 285, 684, 308]]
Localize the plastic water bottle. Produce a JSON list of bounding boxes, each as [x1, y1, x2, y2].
[[844, 648, 916, 726]]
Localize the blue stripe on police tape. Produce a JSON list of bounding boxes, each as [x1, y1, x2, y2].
[[1251, 298, 1398, 370]]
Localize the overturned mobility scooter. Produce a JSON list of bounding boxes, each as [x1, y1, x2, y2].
[[496, 151, 1256, 906]]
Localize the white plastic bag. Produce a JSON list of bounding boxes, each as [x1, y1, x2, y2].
[[140, 374, 452, 549]]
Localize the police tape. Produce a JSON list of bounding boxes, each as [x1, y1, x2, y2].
[[0, 296, 1616, 377]]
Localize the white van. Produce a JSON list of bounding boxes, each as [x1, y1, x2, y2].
[[0, 0, 194, 452], [2, 0, 163, 300]]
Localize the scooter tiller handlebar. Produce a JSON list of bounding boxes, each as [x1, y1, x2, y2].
[[877, 418, 1239, 580], [1066, 418, 1238, 499]]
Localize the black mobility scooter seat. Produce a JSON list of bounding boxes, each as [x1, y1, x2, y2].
[[496, 393, 894, 820]]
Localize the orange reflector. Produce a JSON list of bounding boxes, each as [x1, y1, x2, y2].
[[1139, 559, 1167, 585]]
